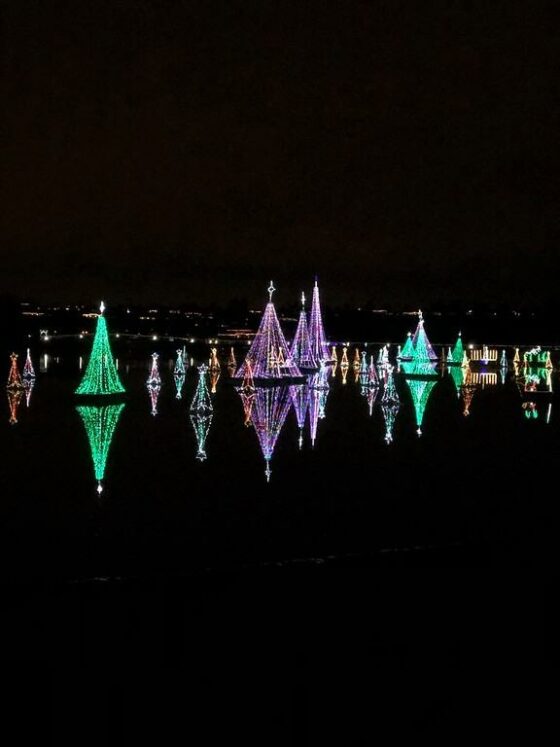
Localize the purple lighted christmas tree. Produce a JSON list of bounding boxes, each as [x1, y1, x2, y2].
[[309, 279, 333, 363], [290, 383, 309, 449], [235, 283, 303, 381], [290, 293, 318, 370], [250, 385, 293, 481]]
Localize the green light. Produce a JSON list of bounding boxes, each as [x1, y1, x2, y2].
[[404, 377, 437, 435], [76, 403, 125, 493], [450, 334, 464, 364], [76, 307, 125, 395]]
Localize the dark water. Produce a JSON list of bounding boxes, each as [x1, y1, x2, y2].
[[1, 352, 556, 582]]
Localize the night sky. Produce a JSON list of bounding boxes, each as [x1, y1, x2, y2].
[[2, 1, 558, 307]]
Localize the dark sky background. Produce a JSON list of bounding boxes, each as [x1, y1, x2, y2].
[[2, 1, 558, 307]]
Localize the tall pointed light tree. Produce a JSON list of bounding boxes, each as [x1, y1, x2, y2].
[[290, 383, 309, 449], [190, 412, 212, 461], [76, 402, 125, 494], [235, 282, 302, 381], [23, 349, 36, 379], [399, 332, 415, 360], [7, 353, 24, 390], [290, 293, 317, 370], [412, 311, 437, 362], [76, 302, 125, 396], [309, 279, 332, 363], [449, 332, 464, 364]]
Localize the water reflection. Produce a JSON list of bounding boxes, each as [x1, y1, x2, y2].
[[76, 403, 125, 495]]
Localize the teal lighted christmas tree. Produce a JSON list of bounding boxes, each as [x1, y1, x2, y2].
[[449, 333, 464, 365], [76, 402, 125, 494], [75, 302, 125, 396]]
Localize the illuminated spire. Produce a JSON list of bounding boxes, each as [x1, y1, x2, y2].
[[228, 347, 237, 369], [399, 332, 414, 361], [353, 348, 360, 370], [174, 349, 185, 376], [6, 353, 24, 391], [309, 279, 331, 362], [235, 284, 302, 381], [76, 305, 125, 396], [450, 333, 464, 364], [23, 349, 35, 379], [412, 311, 437, 362], [147, 353, 161, 386], [290, 293, 318, 370]]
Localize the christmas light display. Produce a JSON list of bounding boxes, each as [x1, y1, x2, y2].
[[398, 332, 415, 361], [240, 358, 256, 392], [448, 365, 464, 398], [6, 353, 24, 391], [460, 369, 477, 416], [341, 364, 349, 385], [341, 346, 349, 366], [23, 348, 35, 379], [368, 355, 379, 387], [309, 279, 332, 363], [500, 349, 508, 368], [523, 346, 552, 367], [210, 369, 220, 394], [359, 352, 368, 376], [360, 378, 379, 416], [450, 333, 464, 365], [23, 378, 35, 408], [7, 387, 23, 425], [174, 349, 185, 376], [290, 293, 318, 370], [76, 402, 125, 494], [513, 348, 521, 364], [353, 348, 361, 370], [412, 311, 437, 362], [461, 351, 470, 368], [190, 364, 213, 413], [235, 283, 303, 381], [174, 373, 185, 399], [307, 383, 321, 447], [403, 376, 437, 436], [209, 347, 221, 371], [381, 365, 399, 406], [147, 382, 160, 416], [290, 383, 309, 449], [381, 399, 399, 444], [314, 363, 331, 419], [75, 302, 125, 396], [146, 353, 161, 386], [250, 385, 292, 481], [190, 412, 212, 461], [227, 347, 237, 369], [331, 346, 338, 363]]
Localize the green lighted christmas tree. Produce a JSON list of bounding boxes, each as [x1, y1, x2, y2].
[[76, 402, 125, 494], [76, 302, 125, 396], [450, 333, 464, 365]]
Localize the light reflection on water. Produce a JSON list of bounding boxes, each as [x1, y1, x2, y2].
[[1, 351, 557, 580]]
